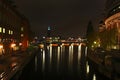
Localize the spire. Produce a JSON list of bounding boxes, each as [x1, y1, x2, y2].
[[48, 26, 51, 30], [47, 26, 51, 37]]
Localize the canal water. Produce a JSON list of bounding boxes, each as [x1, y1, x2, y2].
[[17, 45, 110, 80]]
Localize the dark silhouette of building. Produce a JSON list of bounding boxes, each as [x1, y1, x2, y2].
[[86, 21, 95, 49], [0, 0, 31, 53], [47, 26, 51, 37]]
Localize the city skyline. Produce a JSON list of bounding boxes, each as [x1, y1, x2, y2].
[[14, 0, 106, 38]]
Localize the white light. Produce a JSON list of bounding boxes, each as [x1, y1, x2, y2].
[[86, 61, 89, 74], [43, 36, 45, 39], [119, 6, 120, 9], [93, 74, 96, 80]]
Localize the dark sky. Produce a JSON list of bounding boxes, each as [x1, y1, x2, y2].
[[14, 0, 106, 38]]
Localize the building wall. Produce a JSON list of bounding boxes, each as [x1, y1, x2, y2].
[[99, 0, 120, 50], [21, 19, 30, 49], [0, 0, 31, 53], [105, 12, 120, 50]]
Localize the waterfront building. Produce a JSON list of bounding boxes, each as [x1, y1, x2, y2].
[[0, 0, 31, 54], [99, 0, 120, 50]]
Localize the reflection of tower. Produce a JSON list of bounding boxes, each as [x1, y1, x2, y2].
[[47, 26, 51, 37]]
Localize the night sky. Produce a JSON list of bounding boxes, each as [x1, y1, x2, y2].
[[14, 0, 106, 38]]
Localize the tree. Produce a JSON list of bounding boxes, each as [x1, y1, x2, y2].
[[86, 21, 95, 49]]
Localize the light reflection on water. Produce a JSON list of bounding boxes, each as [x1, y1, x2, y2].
[[42, 50, 45, 72], [39, 44, 85, 74], [40, 44, 85, 77], [93, 74, 96, 80], [11, 43, 113, 80], [25, 43, 110, 80], [78, 44, 82, 72], [57, 46, 60, 72], [69, 45, 73, 73], [50, 45, 52, 66]]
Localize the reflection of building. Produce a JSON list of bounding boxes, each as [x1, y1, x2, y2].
[[99, 0, 120, 50], [0, 0, 31, 53]]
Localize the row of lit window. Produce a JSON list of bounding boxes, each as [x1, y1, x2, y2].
[[0, 27, 13, 35]]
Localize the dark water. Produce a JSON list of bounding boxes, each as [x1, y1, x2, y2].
[[16, 45, 110, 80]]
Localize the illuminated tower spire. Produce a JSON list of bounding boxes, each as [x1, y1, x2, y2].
[[47, 26, 51, 37]]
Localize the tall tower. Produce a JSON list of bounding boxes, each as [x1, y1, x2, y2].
[[47, 26, 51, 37]]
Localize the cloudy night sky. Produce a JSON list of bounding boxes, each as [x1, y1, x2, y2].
[[14, 0, 106, 38]]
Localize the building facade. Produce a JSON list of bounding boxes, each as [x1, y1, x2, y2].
[[99, 0, 120, 50], [0, 0, 31, 54]]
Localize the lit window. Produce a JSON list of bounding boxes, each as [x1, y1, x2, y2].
[[21, 27, 24, 31], [9, 30, 11, 34], [48, 26, 50, 30], [21, 34, 24, 37], [0, 27, 2, 33], [11, 31, 13, 35], [119, 6, 120, 9], [3, 28, 5, 33]]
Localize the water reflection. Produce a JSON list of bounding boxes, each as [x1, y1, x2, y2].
[[86, 61, 90, 74], [57, 46, 60, 72], [42, 50, 45, 72], [78, 44, 81, 72], [35, 56, 37, 72], [69, 45, 73, 73], [19, 43, 111, 80], [93, 74, 96, 80], [39, 44, 87, 79], [49, 45, 52, 71]]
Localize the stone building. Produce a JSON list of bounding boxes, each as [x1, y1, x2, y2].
[[0, 0, 31, 54], [99, 0, 120, 50]]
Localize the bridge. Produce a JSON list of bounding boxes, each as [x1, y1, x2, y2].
[[44, 39, 86, 47]]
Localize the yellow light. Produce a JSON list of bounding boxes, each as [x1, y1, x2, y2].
[[86, 62, 89, 74], [11, 31, 13, 35], [19, 43, 22, 46], [92, 45, 94, 48], [94, 41, 97, 44], [0, 45, 3, 49], [9, 30, 11, 34], [0, 27, 2, 33], [11, 43, 16, 48], [21, 27, 24, 31], [3, 28, 5, 33], [39, 44, 44, 48]]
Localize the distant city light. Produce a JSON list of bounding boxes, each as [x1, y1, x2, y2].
[[43, 36, 45, 39], [94, 41, 97, 44], [3, 28, 5, 33], [48, 26, 51, 30]]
